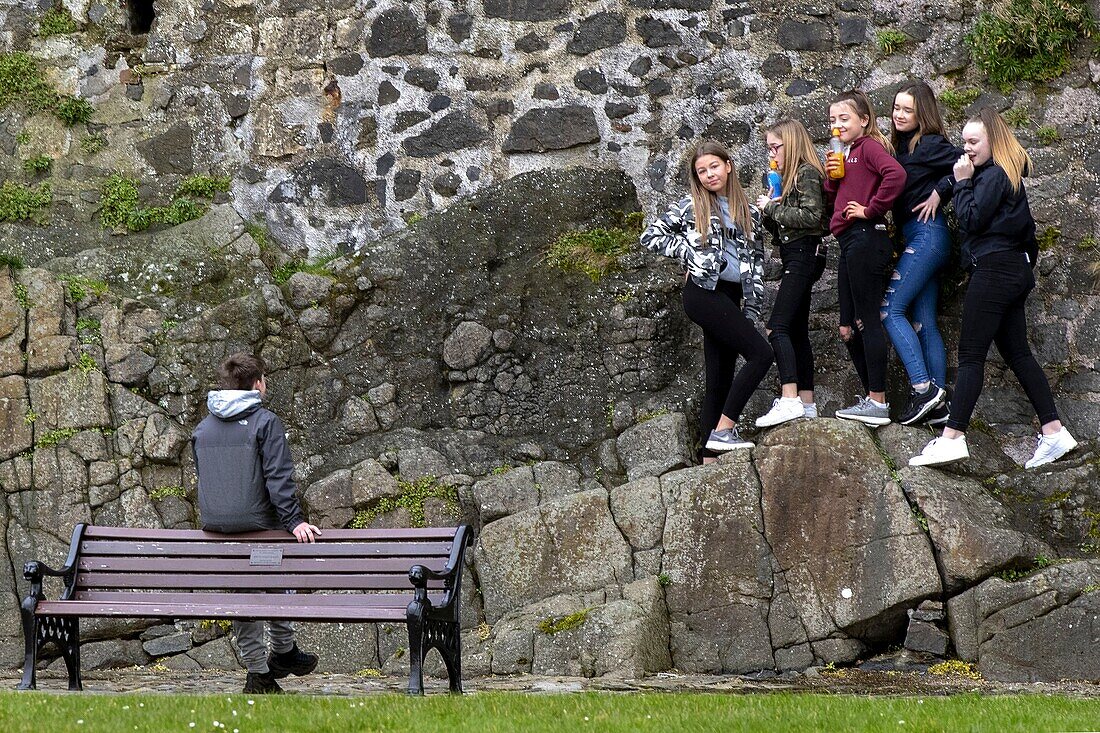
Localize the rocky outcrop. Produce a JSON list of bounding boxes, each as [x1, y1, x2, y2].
[[948, 561, 1100, 682], [0, 166, 1095, 684]]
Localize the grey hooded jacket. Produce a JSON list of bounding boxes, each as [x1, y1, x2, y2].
[[192, 390, 305, 533]]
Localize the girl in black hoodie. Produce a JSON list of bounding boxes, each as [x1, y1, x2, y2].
[[884, 81, 961, 426], [910, 108, 1077, 469]]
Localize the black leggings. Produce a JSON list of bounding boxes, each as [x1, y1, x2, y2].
[[683, 279, 773, 458], [837, 222, 893, 393], [767, 237, 826, 390], [946, 251, 1059, 432]]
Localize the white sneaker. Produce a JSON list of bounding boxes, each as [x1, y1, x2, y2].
[[803, 402, 817, 419], [1024, 428, 1077, 469], [909, 435, 969, 467], [755, 397, 805, 428]]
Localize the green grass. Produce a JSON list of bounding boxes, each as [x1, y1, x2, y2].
[[22, 154, 52, 175], [271, 255, 338, 285], [939, 87, 982, 113], [0, 181, 51, 223], [176, 174, 231, 198], [1, 691, 1099, 732], [546, 227, 635, 281], [81, 134, 107, 155], [100, 172, 207, 232]]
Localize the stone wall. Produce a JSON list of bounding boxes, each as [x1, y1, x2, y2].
[[0, 0, 1099, 683], [1, 0, 1098, 253], [0, 168, 1097, 682]]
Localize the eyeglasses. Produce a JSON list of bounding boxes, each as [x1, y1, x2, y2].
[[767, 143, 784, 153]]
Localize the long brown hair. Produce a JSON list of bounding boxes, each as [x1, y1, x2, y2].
[[686, 140, 753, 241], [968, 107, 1032, 193], [890, 81, 948, 154], [830, 89, 893, 154], [765, 118, 824, 200]]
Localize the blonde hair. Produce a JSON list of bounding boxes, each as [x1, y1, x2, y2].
[[686, 140, 753, 241], [766, 118, 825, 200], [830, 89, 893, 154], [968, 107, 1032, 193]]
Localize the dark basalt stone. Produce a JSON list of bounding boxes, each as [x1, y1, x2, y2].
[[369, 8, 427, 57], [502, 105, 601, 153], [402, 113, 490, 158]]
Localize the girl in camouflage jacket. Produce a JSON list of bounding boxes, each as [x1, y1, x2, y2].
[[640, 140, 772, 460]]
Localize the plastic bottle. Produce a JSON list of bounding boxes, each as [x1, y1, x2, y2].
[[827, 127, 846, 180], [766, 160, 783, 199]]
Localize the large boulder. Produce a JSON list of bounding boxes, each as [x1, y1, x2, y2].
[[900, 468, 1054, 592], [660, 458, 775, 673], [475, 487, 633, 623], [489, 578, 670, 679], [616, 412, 692, 481], [755, 420, 941, 652], [948, 560, 1100, 681]]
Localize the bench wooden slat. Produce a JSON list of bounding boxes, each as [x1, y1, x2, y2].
[[36, 600, 409, 622], [77, 556, 447, 574], [80, 540, 453, 558], [77, 571, 445, 591], [73, 591, 445, 607], [82, 527, 460, 542]]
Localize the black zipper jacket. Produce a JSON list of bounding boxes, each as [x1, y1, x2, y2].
[[893, 131, 963, 225], [953, 161, 1037, 268]]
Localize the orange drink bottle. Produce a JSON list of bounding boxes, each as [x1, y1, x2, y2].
[[828, 127, 845, 179]]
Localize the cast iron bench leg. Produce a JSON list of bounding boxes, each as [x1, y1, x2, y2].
[[406, 615, 425, 696], [17, 601, 37, 690]]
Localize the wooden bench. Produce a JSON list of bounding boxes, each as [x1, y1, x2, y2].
[[18, 523, 473, 694]]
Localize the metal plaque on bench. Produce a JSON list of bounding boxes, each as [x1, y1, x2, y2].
[[249, 548, 283, 566]]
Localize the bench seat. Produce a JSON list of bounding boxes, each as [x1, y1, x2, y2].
[[18, 524, 473, 694]]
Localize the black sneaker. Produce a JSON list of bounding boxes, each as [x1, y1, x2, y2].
[[899, 385, 946, 426], [243, 671, 284, 694], [268, 644, 319, 679], [925, 401, 950, 426]]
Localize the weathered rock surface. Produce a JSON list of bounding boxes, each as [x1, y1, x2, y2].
[[476, 487, 633, 624], [756, 420, 941, 649], [901, 468, 1055, 593], [948, 561, 1100, 681]]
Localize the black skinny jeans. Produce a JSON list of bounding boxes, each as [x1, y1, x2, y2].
[[946, 250, 1059, 432], [837, 221, 893, 394], [767, 237, 826, 390], [683, 278, 773, 458]]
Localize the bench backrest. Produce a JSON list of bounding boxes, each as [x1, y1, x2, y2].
[[67, 526, 464, 598]]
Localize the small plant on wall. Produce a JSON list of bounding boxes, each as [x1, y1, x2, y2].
[[967, 0, 1096, 92]]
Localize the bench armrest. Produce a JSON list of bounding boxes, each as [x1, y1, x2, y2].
[[407, 526, 474, 611], [22, 524, 87, 606]]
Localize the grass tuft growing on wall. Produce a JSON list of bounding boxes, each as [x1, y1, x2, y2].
[[967, 0, 1096, 92], [0, 181, 51, 223]]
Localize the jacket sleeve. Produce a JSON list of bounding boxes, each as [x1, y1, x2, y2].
[[737, 207, 767, 321], [862, 143, 907, 220], [639, 199, 720, 280], [257, 413, 306, 532], [953, 167, 1009, 235], [764, 166, 826, 230]]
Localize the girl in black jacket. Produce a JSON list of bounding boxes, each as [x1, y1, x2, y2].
[[910, 108, 1077, 469], [884, 81, 961, 425]]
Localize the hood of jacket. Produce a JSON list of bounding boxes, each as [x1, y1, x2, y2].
[[206, 390, 263, 420]]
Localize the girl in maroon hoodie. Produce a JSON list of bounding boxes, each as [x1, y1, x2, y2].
[[824, 90, 906, 426]]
